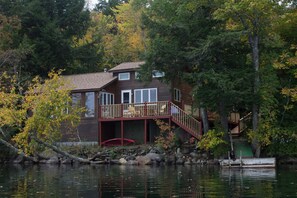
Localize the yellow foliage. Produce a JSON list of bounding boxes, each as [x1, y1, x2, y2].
[[0, 71, 83, 155]]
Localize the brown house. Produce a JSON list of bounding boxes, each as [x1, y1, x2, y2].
[[62, 61, 203, 145], [62, 61, 251, 146]]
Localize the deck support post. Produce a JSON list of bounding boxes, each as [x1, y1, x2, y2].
[[99, 121, 102, 146], [144, 119, 147, 144], [121, 120, 124, 146]]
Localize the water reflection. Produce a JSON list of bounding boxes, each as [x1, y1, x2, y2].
[[0, 164, 296, 197]]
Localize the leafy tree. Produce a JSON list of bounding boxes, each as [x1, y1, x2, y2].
[[0, 71, 83, 157], [90, 0, 146, 68]]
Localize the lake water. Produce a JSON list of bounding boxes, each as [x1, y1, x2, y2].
[[0, 164, 296, 197]]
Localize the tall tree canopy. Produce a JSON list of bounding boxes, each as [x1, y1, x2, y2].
[[0, 0, 92, 76], [141, 0, 252, 135]]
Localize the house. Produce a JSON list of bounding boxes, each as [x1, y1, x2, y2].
[[62, 61, 252, 147], [62, 61, 202, 145]]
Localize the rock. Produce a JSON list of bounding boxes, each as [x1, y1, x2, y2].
[[207, 159, 219, 165], [127, 160, 138, 165], [149, 148, 159, 154], [13, 155, 25, 164], [145, 153, 163, 162], [181, 147, 191, 154], [176, 157, 185, 165], [119, 158, 127, 164], [110, 160, 121, 165], [189, 152, 199, 159], [46, 156, 60, 164], [39, 159, 48, 164], [61, 158, 72, 164], [125, 155, 136, 161], [136, 156, 152, 165], [184, 158, 192, 165], [201, 153, 208, 159], [90, 160, 105, 164], [164, 155, 176, 165]]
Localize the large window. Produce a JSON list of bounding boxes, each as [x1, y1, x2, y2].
[[85, 92, 95, 117], [100, 92, 114, 105], [119, 72, 130, 80], [174, 88, 181, 102], [134, 88, 157, 103]]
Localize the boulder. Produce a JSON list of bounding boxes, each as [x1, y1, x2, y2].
[[145, 153, 163, 162], [46, 156, 60, 164], [136, 156, 152, 165], [119, 158, 127, 164], [127, 160, 138, 165]]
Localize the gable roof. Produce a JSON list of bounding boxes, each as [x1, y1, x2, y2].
[[63, 72, 117, 91], [108, 61, 144, 72]]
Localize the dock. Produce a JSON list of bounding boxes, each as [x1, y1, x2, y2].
[[220, 157, 276, 168]]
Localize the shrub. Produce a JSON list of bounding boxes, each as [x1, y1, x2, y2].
[[154, 119, 178, 150], [197, 129, 227, 157]]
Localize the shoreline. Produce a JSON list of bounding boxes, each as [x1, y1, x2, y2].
[[1, 144, 296, 166]]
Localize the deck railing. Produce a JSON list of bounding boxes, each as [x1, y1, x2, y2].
[[238, 112, 252, 133], [99, 101, 202, 139], [99, 101, 171, 119], [170, 103, 202, 138]]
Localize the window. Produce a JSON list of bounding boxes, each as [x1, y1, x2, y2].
[[152, 70, 165, 78], [85, 92, 95, 117], [134, 88, 157, 103], [135, 71, 140, 80], [174, 88, 181, 102], [100, 92, 114, 105], [72, 93, 81, 106], [119, 72, 130, 80]]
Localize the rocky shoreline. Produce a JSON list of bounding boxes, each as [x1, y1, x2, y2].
[[1, 144, 220, 166], [1, 144, 296, 165]]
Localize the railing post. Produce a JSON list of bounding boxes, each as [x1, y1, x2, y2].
[[168, 101, 171, 115], [144, 102, 147, 116], [121, 104, 123, 117]]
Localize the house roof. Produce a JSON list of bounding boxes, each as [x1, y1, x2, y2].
[[63, 72, 117, 91], [108, 61, 144, 72]]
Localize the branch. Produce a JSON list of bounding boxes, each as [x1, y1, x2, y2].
[[31, 136, 90, 164], [0, 138, 37, 162]]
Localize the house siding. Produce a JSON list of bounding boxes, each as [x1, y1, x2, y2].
[[113, 71, 172, 103]]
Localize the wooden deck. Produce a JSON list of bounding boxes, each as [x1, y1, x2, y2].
[[99, 101, 202, 139]]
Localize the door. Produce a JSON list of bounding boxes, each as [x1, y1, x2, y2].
[[121, 90, 132, 104]]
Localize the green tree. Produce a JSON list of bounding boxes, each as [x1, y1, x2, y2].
[[0, 0, 91, 76], [0, 71, 85, 160], [141, 0, 252, 138]]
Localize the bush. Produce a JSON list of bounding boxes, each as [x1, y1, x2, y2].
[[154, 119, 178, 150], [197, 129, 227, 158]]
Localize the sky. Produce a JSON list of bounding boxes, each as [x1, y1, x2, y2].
[[86, 0, 98, 9]]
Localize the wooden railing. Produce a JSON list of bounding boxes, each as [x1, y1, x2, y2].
[[99, 101, 202, 139], [99, 101, 170, 119], [170, 103, 202, 139], [238, 112, 252, 133]]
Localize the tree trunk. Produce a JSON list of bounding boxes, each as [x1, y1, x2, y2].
[[0, 138, 37, 162], [31, 136, 90, 164], [218, 100, 229, 142], [200, 106, 209, 134], [249, 34, 261, 157]]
